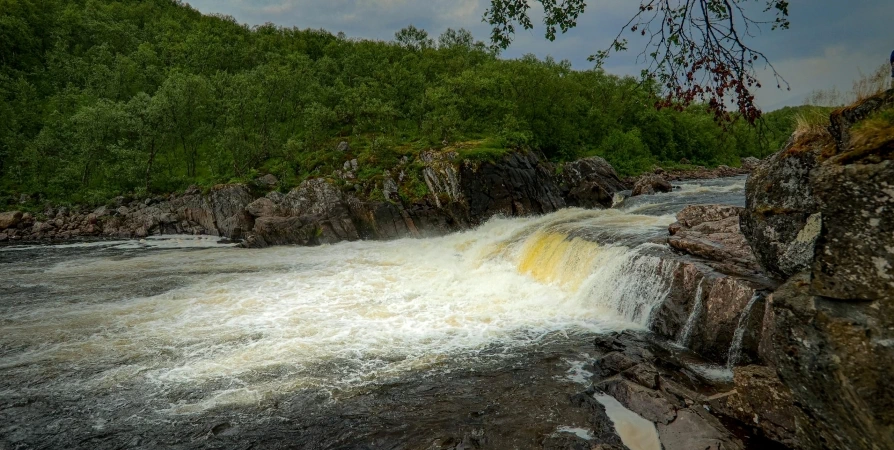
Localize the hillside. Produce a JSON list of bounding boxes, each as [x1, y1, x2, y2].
[[1, 0, 796, 210]]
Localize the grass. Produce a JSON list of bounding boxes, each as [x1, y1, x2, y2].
[[840, 103, 894, 163]]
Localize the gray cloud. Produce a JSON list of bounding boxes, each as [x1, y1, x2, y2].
[[185, 0, 894, 110]]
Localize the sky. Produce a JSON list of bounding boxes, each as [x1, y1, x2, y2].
[[183, 0, 893, 110]]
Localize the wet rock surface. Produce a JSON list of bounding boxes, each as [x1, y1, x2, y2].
[[461, 151, 566, 221], [0, 330, 627, 450], [588, 331, 791, 450], [667, 204, 762, 277]]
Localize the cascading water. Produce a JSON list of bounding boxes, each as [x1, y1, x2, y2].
[[0, 208, 679, 413], [726, 293, 761, 369], [677, 278, 706, 346], [0, 176, 749, 448]]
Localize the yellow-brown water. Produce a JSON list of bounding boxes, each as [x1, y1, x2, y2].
[[0, 176, 748, 448]]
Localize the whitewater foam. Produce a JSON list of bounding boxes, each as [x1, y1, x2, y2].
[[1, 208, 682, 412]]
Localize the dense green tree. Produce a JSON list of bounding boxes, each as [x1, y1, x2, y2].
[[0, 0, 800, 208]]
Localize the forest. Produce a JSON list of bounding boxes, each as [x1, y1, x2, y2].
[[0, 0, 809, 207]]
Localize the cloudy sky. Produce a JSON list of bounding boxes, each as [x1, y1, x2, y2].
[[184, 0, 893, 110]]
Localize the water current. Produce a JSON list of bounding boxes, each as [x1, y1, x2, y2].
[[0, 176, 746, 449]]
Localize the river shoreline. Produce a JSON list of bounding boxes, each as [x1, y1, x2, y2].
[[0, 160, 751, 247]]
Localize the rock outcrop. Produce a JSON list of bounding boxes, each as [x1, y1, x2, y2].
[[762, 273, 894, 449], [587, 332, 797, 450], [558, 156, 627, 208], [740, 90, 894, 449], [667, 205, 761, 276], [3, 147, 756, 247], [631, 174, 672, 197], [460, 151, 566, 221], [0, 210, 22, 230], [740, 133, 825, 279]]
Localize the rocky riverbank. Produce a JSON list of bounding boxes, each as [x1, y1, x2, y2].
[[1, 92, 890, 450], [0, 151, 744, 246], [591, 90, 894, 449]]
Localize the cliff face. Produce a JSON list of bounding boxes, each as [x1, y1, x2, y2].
[[741, 90, 894, 449], [0, 152, 626, 246]]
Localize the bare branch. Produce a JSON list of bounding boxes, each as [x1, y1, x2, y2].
[[485, 0, 791, 123]]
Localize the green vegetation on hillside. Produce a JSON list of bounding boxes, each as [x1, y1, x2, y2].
[[1, 0, 800, 208]]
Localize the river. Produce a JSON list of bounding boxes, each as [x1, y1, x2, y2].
[[0, 177, 746, 449]]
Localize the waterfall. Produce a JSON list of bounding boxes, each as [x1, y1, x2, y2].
[[677, 278, 706, 347], [726, 293, 761, 369]]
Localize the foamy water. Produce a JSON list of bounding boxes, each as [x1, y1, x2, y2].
[[0, 208, 681, 414], [0, 176, 746, 421]]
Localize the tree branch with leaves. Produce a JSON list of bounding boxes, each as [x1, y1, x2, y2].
[[484, 0, 790, 123]]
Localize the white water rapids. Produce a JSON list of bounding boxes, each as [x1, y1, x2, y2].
[[0, 177, 746, 420]]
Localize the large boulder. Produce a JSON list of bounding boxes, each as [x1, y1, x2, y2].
[[743, 90, 894, 286], [667, 205, 760, 274], [559, 156, 627, 208], [246, 216, 320, 248], [740, 156, 761, 171], [460, 151, 565, 222], [170, 191, 217, 236], [764, 274, 894, 449], [740, 134, 825, 279], [280, 178, 361, 242], [0, 210, 22, 230], [211, 184, 255, 240], [631, 174, 672, 197], [709, 365, 804, 449], [741, 91, 894, 448], [810, 159, 894, 300]]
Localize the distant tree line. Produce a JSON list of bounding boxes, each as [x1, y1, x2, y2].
[[0, 0, 799, 207]]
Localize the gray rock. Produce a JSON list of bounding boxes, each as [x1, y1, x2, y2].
[[0, 211, 22, 230], [810, 160, 894, 301], [170, 193, 217, 236], [280, 179, 360, 241], [740, 135, 824, 279], [828, 89, 894, 152], [765, 273, 894, 449], [709, 365, 804, 448], [382, 173, 399, 201], [740, 156, 761, 170], [255, 174, 278, 187], [245, 197, 279, 218], [631, 174, 672, 197], [597, 378, 676, 424], [559, 156, 627, 209], [336, 141, 350, 152], [210, 184, 255, 240], [247, 216, 320, 247], [421, 149, 462, 208], [657, 408, 744, 450], [667, 205, 760, 273], [460, 151, 565, 222]]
